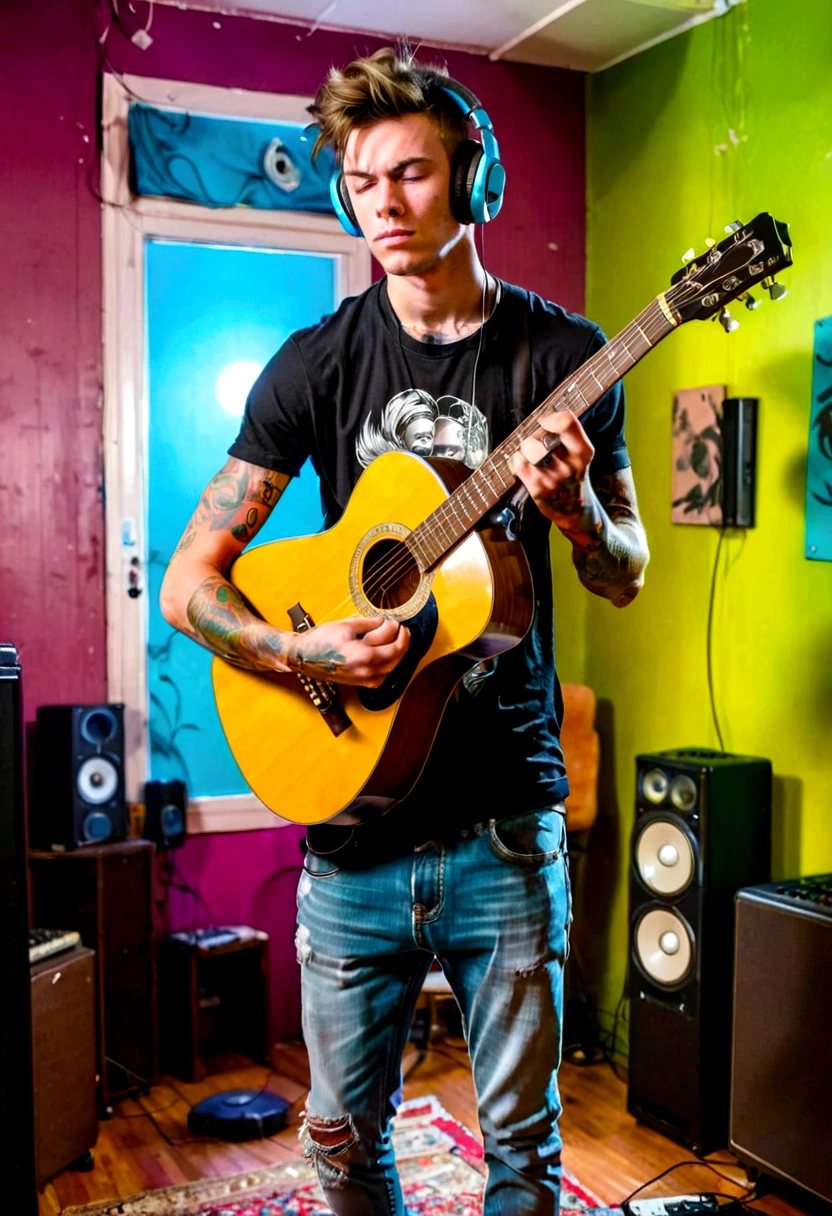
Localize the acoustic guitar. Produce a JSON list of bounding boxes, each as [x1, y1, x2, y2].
[[213, 213, 792, 825]]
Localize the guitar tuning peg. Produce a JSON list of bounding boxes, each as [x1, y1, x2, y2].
[[718, 306, 740, 333], [742, 291, 761, 310], [724, 221, 743, 233], [681, 247, 696, 264], [705, 238, 716, 248], [767, 278, 788, 301]]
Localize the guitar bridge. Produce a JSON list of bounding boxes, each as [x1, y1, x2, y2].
[[287, 603, 352, 738]]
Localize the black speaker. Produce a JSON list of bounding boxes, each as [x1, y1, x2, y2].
[[0, 645, 38, 1213], [32, 704, 127, 850], [144, 779, 187, 850], [627, 748, 771, 1153], [720, 397, 758, 527]]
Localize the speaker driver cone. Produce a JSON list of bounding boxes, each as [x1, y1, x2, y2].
[[670, 773, 697, 811], [634, 906, 693, 986], [642, 768, 669, 804], [77, 755, 119, 805], [635, 818, 696, 896]]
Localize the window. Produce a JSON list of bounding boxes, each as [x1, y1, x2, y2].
[[102, 74, 371, 832]]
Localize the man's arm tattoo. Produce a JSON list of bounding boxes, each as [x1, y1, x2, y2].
[[186, 575, 349, 677], [184, 575, 283, 669], [172, 460, 286, 560], [561, 469, 650, 607]]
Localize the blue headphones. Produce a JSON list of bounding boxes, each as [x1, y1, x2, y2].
[[330, 74, 506, 238]]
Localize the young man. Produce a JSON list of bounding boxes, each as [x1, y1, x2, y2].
[[161, 48, 648, 1215]]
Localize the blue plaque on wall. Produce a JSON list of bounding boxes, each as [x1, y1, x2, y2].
[[806, 316, 832, 561]]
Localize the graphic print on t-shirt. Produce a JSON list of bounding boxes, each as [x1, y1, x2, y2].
[[355, 388, 489, 471]]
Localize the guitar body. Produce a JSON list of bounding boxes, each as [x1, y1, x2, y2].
[[212, 450, 533, 825]]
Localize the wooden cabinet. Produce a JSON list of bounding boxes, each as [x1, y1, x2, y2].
[[157, 930, 269, 1081], [29, 840, 157, 1108], [31, 946, 98, 1188]]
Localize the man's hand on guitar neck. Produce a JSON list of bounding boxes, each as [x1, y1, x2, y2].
[[508, 409, 650, 609]]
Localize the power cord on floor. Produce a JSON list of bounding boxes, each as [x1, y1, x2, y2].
[[619, 1158, 757, 1209], [107, 1056, 287, 1148]]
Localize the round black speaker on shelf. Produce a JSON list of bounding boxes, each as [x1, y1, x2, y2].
[[187, 1089, 290, 1141]]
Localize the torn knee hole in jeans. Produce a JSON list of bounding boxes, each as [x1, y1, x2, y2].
[[301, 1110, 359, 1182]]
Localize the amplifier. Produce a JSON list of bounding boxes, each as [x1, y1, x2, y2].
[[731, 875, 832, 1202]]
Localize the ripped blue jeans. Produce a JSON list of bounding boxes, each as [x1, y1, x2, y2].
[[295, 807, 571, 1215]]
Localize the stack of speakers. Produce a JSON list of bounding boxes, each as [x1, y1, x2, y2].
[[627, 748, 771, 1153]]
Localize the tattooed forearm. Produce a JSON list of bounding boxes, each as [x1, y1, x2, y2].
[[186, 575, 292, 672], [171, 460, 286, 561], [184, 575, 352, 679], [557, 469, 649, 607]]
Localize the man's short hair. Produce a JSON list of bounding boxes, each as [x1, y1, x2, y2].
[[308, 47, 470, 163]]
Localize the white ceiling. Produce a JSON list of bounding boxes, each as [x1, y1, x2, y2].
[[158, 0, 733, 73]]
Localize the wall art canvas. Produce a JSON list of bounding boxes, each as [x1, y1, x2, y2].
[[672, 385, 725, 524], [806, 316, 832, 561]]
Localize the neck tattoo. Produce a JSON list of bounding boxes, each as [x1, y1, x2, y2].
[[400, 277, 499, 345]]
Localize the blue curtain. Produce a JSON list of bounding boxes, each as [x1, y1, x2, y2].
[[128, 103, 335, 212]]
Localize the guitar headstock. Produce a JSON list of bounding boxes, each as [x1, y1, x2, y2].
[[667, 212, 793, 327]]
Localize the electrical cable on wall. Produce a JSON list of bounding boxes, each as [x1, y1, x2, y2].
[[706, 525, 727, 751]]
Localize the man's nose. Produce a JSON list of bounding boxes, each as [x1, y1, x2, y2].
[[376, 179, 404, 217]]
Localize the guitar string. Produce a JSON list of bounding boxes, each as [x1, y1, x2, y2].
[[304, 297, 687, 630], [302, 258, 759, 630], [308, 282, 713, 628], [364, 250, 756, 584], [354, 288, 697, 602]]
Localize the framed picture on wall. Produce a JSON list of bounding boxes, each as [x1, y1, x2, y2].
[[671, 385, 725, 525]]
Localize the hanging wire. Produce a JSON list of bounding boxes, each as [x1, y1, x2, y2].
[[706, 526, 727, 752]]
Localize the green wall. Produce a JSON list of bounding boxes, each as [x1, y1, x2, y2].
[[557, 0, 832, 1053]]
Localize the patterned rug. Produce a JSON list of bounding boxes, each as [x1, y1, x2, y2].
[[63, 1095, 603, 1215]]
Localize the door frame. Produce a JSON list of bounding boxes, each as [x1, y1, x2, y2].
[[101, 73, 371, 832]]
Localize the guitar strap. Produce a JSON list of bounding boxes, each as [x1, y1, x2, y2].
[[508, 290, 534, 433]]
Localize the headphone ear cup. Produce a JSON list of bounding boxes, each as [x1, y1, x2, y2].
[[330, 170, 362, 237], [450, 140, 483, 225]]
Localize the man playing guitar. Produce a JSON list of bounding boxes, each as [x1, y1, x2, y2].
[[161, 48, 649, 1215]]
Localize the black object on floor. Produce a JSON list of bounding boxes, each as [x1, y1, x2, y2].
[[187, 1088, 290, 1141]]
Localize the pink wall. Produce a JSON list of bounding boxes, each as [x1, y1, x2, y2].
[[1, 0, 585, 1042]]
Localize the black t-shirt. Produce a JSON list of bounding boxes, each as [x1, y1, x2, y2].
[[229, 278, 630, 858]]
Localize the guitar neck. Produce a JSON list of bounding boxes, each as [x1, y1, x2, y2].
[[407, 293, 679, 571]]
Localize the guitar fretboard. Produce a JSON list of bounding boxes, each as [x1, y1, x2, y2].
[[406, 295, 678, 571]]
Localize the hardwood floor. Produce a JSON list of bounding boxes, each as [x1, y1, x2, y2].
[[39, 1041, 814, 1215]]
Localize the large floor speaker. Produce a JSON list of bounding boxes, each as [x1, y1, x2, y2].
[[628, 748, 771, 1152], [0, 644, 38, 1212], [731, 877, 832, 1203], [32, 704, 127, 849]]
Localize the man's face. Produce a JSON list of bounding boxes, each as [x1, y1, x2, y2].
[[342, 113, 466, 277]]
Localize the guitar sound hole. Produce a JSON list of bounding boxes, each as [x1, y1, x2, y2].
[[361, 538, 421, 611]]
